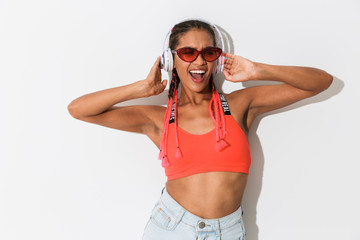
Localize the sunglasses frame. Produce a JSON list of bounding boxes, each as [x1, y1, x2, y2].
[[171, 47, 222, 63]]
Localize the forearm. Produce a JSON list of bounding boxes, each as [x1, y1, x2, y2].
[[67, 80, 150, 118], [252, 62, 333, 92]]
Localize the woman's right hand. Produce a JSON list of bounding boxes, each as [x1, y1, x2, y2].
[[144, 56, 168, 96]]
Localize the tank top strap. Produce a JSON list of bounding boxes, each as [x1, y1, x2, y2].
[[169, 100, 175, 124], [168, 92, 231, 124], [218, 92, 231, 115]]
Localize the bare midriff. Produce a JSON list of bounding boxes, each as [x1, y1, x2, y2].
[[165, 171, 248, 219]]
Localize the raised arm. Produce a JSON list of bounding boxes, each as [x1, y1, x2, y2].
[[67, 57, 167, 135], [222, 53, 333, 129]]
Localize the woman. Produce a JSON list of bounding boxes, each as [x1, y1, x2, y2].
[[67, 20, 333, 240]]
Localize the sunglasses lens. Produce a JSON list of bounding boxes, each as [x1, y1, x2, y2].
[[176, 47, 222, 62], [203, 48, 222, 62], [177, 48, 198, 62]]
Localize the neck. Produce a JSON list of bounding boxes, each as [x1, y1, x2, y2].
[[178, 85, 214, 105]]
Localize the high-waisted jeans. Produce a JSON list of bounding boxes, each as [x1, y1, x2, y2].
[[142, 186, 246, 240]]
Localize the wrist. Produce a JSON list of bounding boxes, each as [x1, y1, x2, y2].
[[138, 79, 154, 98], [126, 80, 151, 99], [251, 62, 267, 81]]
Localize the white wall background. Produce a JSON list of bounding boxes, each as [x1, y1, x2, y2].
[[0, 0, 359, 239]]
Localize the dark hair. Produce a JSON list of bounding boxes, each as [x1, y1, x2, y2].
[[168, 20, 216, 98], [169, 20, 216, 50]]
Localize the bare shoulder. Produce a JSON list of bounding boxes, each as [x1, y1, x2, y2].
[[224, 88, 253, 105]]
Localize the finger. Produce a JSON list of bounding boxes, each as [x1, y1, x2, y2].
[[223, 65, 232, 72], [162, 79, 168, 87], [223, 70, 235, 82], [154, 56, 160, 65], [152, 56, 161, 70], [147, 61, 160, 80], [156, 69, 161, 79], [149, 57, 161, 76], [222, 52, 235, 59], [224, 58, 233, 66], [222, 65, 231, 72], [224, 62, 232, 68], [223, 70, 230, 79]]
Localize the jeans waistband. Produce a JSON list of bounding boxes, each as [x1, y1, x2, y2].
[[159, 186, 243, 229]]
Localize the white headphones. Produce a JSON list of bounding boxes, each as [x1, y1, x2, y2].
[[160, 18, 225, 75]]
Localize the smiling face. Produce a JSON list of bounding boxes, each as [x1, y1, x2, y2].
[[173, 29, 216, 94]]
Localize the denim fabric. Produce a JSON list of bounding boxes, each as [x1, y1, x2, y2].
[[142, 186, 246, 240]]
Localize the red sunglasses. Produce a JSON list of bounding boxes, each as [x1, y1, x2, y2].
[[172, 47, 222, 62]]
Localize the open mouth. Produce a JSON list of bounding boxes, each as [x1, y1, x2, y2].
[[189, 69, 206, 82]]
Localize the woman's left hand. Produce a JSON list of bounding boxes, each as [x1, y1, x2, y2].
[[222, 52, 257, 82]]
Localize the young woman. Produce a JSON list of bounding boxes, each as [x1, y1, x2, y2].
[[67, 20, 333, 240]]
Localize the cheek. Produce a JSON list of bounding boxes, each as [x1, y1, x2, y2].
[[174, 57, 184, 69], [174, 59, 189, 75]]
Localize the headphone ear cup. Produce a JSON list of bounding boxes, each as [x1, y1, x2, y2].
[[161, 48, 173, 72], [213, 55, 224, 74], [217, 55, 225, 73]]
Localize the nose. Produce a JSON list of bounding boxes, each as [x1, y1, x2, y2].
[[193, 52, 207, 65]]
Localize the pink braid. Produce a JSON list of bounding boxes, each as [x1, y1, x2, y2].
[[208, 96, 215, 121], [219, 96, 227, 139], [210, 80, 229, 151], [160, 97, 174, 167], [158, 97, 172, 159], [209, 77, 217, 122], [215, 91, 229, 150], [163, 97, 175, 167], [158, 98, 171, 158], [213, 90, 223, 151], [174, 89, 183, 158]]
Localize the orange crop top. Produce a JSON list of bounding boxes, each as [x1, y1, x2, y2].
[[162, 93, 251, 181]]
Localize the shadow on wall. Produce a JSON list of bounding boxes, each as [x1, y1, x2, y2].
[[241, 76, 343, 240], [117, 24, 344, 240]]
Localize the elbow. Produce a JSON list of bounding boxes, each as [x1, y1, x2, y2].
[[321, 72, 333, 92], [326, 73, 334, 89], [67, 102, 81, 119], [313, 71, 333, 94], [67, 104, 76, 118]]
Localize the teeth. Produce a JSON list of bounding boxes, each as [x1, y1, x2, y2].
[[189, 70, 206, 74]]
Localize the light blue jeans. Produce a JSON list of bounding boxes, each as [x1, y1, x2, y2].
[[142, 186, 246, 240]]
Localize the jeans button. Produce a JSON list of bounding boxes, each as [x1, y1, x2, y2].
[[199, 221, 205, 229]]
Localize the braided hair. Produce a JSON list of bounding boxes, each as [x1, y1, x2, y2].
[[159, 20, 228, 167]]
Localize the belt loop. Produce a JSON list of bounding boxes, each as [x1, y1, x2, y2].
[[161, 186, 165, 195], [175, 208, 186, 224], [215, 219, 221, 238]]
